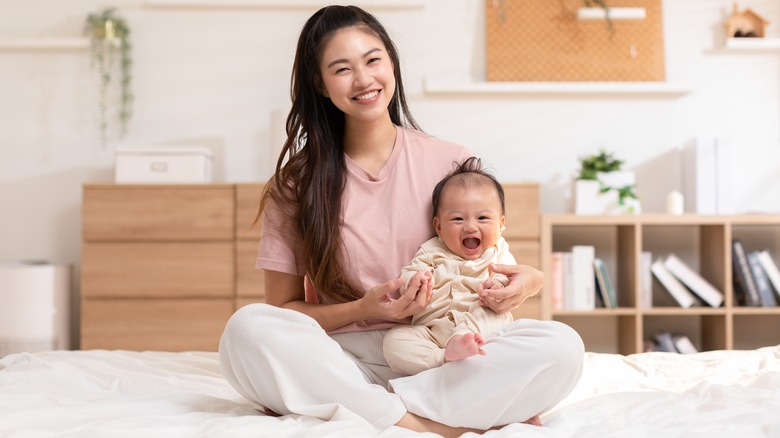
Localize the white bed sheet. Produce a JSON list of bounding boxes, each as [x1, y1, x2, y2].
[[1, 346, 779, 437]]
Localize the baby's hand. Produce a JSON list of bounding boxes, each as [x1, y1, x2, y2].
[[402, 271, 433, 306], [482, 278, 505, 291]]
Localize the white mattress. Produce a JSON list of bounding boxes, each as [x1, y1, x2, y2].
[[1, 346, 779, 437]]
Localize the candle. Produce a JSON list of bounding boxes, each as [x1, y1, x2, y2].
[[666, 190, 684, 215]]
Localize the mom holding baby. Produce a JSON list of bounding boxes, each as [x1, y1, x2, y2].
[[218, 5, 583, 436]]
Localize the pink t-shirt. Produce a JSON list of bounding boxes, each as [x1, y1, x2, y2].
[[256, 126, 472, 333]]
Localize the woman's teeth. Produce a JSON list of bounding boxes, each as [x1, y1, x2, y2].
[[354, 90, 379, 100]]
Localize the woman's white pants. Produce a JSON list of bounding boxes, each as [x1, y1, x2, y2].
[[218, 304, 584, 431]]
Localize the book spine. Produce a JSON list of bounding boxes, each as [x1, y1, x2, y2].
[[651, 260, 695, 308], [551, 252, 565, 310], [640, 251, 653, 308], [571, 245, 596, 310], [747, 251, 777, 306], [663, 254, 724, 308], [757, 250, 780, 301], [732, 240, 761, 306]]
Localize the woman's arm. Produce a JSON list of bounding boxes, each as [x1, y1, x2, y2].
[[264, 270, 431, 332]]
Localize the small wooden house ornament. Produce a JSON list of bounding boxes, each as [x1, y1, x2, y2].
[[725, 3, 770, 38]]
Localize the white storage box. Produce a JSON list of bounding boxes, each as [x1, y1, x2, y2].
[[115, 146, 213, 184], [0, 261, 71, 357]]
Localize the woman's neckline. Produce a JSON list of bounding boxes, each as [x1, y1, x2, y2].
[[343, 122, 399, 180], [344, 125, 403, 181]]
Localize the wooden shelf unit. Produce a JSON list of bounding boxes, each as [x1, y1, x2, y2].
[[81, 182, 540, 351], [541, 214, 780, 355], [81, 183, 265, 352]]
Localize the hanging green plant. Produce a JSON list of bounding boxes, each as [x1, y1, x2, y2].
[[85, 8, 133, 148]]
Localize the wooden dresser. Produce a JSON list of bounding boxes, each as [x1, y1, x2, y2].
[[81, 182, 539, 351]]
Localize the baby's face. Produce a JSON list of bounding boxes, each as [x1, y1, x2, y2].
[[433, 183, 505, 260]]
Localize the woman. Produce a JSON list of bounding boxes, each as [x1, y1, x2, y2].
[[218, 5, 584, 436]]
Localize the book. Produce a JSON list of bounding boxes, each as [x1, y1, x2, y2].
[[593, 258, 617, 308], [652, 331, 677, 353], [550, 252, 565, 310], [672, 333, 699, 354], [757, 250, 780, 301], [571, 245, 596, 310], [563, 252, 574, 310], [663, 254, 724, 308], [747, 251, 777, 306], [640, 251, 652, 309], [651, 259, 697, 308], [732, 240, 761, 306]]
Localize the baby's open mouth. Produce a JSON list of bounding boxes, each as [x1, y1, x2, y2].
[[463, 238, 480, 250]]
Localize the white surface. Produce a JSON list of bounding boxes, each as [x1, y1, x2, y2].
[[114, 146, 213, 183], [0, 37, 89, 50], [2, 0, 780, 304], [0, 262, 70, 355], [144, 0, 425, 8], [1, 347, 779, 437], [576, 7, 646, 21], [724, 37, 780, 51], [423, 78, 693, 96]]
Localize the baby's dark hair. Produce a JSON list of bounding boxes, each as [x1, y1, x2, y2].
[[431, 157, 505, 217]]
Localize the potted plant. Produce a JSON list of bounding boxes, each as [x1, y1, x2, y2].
[[574, 149, 640, 215], [85, 8, 133, 148]]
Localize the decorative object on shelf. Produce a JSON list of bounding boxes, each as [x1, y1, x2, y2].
[[581, 0, 613, 33], [725, 4, 770, 38], [485, 0, 665, 82], [574, 149, 640, 215], [85, 8, 133, 148], [665, 190, 684, 215]]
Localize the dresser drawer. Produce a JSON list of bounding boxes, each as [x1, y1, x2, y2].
[[236, 239, 265, 298], [502, 183, 540, 240], [506, 239, 540, 269], [83, 185, 234, 241], [80, 298, 234, 351], [236, 183, 264, 240], [82, 242, 234, 298]]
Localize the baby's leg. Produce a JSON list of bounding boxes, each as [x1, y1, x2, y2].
[[444, 332, 486, 362]]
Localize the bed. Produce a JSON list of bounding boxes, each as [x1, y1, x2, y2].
[[2, 346, 779, 437]]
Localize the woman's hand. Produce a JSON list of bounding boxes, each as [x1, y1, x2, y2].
[[361, 272, 432, 320], [477, 264, 543, 314]]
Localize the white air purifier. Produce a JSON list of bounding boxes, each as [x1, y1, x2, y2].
[[0, 262, 71, 357]]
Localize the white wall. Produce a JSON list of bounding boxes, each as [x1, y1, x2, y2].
[[1, 0, 779, 320]]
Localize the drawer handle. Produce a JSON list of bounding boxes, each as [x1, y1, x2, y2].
[[150, 162, 168, 172]]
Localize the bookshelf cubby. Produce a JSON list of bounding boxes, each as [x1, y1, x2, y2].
[[541, 214, 780, 354]]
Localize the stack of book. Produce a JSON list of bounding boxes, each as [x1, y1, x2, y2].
[[650, 254, 724, 308], [650, 331, 699, 354], [732, 240, 780, 307], [550, 245, 618, 310]]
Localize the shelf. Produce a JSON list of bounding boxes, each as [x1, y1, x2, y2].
[[144, 0, 424, 9], [423, 78, 692, 97], [577, 7, 646, 21], [541, 214, 780, 354], [707, 38, 780, 54], [0, 37, 89, 51]]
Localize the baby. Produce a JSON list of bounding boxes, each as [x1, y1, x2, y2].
[[383, 157, 516, 376]]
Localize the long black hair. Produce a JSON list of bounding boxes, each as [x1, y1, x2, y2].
[[260, 5, 420, 303]]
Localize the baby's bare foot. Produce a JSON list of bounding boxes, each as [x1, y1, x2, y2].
[[522, 415, 542, 426], [444, 333, 486, 362]]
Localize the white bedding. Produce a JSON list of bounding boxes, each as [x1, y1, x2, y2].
[[1, 346, 779, 437]]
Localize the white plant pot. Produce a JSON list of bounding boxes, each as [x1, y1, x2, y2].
[[574, 171, 640, 215]]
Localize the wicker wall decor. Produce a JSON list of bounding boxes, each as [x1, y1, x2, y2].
[[485, 0, 666, 82]]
